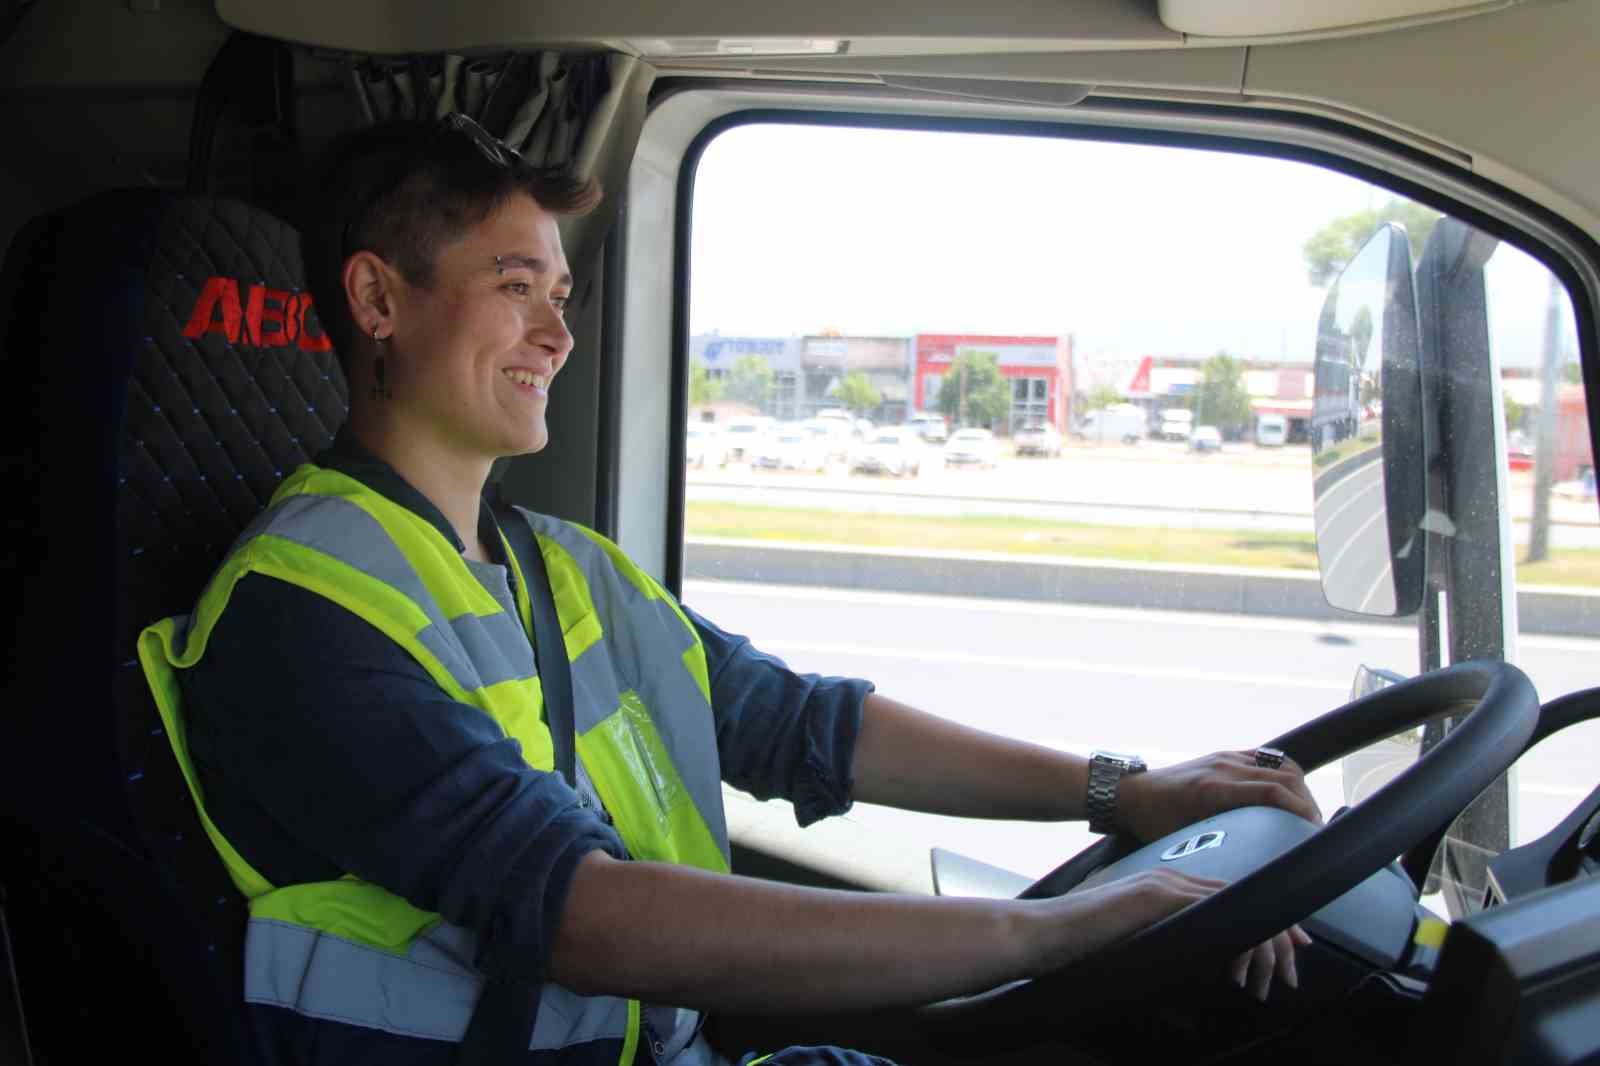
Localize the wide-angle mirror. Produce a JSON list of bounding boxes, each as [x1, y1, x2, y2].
[[1312, 223, 1425, 616]]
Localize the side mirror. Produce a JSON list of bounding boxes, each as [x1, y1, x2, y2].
[[1312, 223, 1426, 616]]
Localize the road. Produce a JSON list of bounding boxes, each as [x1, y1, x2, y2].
[[687, 442, 1600, 547], [1313, 455, 1397, 612], [685, 578, 1600, 886]]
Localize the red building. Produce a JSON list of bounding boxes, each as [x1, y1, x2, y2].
[[913, 333, 1073, 435], [1557, 384, 1594, 481]]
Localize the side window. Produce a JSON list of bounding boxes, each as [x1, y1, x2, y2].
[[682, 123, 1595, 886], [1485, 247, 1600, 845]]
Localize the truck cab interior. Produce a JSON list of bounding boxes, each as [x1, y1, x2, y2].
[[3, 2, 1599, 1064]]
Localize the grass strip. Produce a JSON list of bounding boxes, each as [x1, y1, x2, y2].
[[686, 500, 1600, 589]]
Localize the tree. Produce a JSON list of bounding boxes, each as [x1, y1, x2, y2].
[[1083, 384, 1123, 412], [1528, 273, 1566, 563], [1502, 391, 1526, 435], [1193, 352, 1252, 432], [689, 364, 724, 407], [1302, 198, 1443, 287], [834, 371, 881, 416], [936, 350, 1010, 428], [726, 354, 774, 411]]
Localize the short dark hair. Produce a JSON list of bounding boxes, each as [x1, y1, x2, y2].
[[300, 118, 600, 373]]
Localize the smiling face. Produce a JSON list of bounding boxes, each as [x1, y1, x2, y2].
[[380, 192, 574, 462]]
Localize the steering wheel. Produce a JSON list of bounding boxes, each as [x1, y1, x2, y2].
[[916, 659, 1540, 1043]]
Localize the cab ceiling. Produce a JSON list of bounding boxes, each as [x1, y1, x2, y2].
[[215, 0, 1533, 57]]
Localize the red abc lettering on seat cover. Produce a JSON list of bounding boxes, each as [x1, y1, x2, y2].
[[180, 276, 334, 352], [181, 276, 243, 343], [293, 291, 333, 352], [245, 285, 293, 348]]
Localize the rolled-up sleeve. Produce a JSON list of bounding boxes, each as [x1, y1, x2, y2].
[[681, 604, 872, 827], [180, 574, 626, 985]]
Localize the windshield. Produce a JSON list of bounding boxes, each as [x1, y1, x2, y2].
[[681, 121, 1596, 910]]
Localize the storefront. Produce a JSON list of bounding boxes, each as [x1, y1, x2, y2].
[[913, 333, 1071, 434]]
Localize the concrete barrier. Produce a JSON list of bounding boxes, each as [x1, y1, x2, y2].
[[685, 539, 1600, 638]]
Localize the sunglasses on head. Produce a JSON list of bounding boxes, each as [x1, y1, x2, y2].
[[437, 112, 523, 168], [341, 113, 522, 262]]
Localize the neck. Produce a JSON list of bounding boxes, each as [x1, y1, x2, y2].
[[346, 407, 494, 562]]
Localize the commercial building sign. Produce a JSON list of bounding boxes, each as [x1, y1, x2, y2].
[[954, 342, 1057, 368]]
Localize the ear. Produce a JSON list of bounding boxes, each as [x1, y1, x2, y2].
[[343, 250, 399, 341]]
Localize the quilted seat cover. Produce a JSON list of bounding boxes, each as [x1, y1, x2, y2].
[[0, 188, 347, 1064]]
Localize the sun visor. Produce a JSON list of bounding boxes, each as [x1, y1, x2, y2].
[[1159, 0, 1523, 42]]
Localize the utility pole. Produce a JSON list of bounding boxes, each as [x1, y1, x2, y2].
[[958, 361, 969, 428], [1528, 272, 1565, 562]]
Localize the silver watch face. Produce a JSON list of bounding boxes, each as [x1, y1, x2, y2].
[[1092, 750, 1144, 772]]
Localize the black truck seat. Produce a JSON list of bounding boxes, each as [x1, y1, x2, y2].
[[0, 189, 347, 1064]]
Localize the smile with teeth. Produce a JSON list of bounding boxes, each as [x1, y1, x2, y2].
[[503, 368, 549, 392]]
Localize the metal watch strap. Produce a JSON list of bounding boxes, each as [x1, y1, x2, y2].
[[1086, 751, 1146, 835]]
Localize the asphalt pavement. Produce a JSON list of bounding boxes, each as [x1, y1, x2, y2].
[[687, 579, 1600, 887], [1312, 457, 1397, 613]]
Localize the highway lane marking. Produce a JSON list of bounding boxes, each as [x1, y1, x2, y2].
[[1318, 504, 1388, 588], [1360, 559, 1396, 613], [1314, 471, 1383, 542], [757, 638, 1350, 691]]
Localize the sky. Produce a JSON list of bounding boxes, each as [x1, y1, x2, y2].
[[688, 123, 1577, 372]]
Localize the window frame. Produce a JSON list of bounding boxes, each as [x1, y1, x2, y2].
[[625, 87, 1600, 888], [621, 86, 1599, 618]]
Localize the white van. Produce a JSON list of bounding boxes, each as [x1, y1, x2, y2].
[[1079, 403, 1147, 444], [1158, 408, 1194, 442], [1256, 414, 1288, 447]]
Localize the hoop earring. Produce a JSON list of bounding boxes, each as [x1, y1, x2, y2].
[[371, 325, 391, 400]]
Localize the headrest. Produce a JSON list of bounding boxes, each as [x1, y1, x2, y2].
[[2, 189, 348, 664], [122, 193, 348, 614]]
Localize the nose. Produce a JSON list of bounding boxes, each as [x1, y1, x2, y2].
[[528, 298, 574, 367]]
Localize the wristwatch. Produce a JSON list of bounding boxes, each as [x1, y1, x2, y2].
[[1086, 750, 1147, 835]]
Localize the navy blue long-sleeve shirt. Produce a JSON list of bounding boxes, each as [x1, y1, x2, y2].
[[179, 434, 871, 985]]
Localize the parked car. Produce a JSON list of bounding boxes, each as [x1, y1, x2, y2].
[[906, 411, 949, 444], [800, 416, 853, 461], [1188, 425, 1223, 453], [1555, 468, 1597, 500], [684, 424, 727, 468], [1507, 429, 1536, 472], [753, 426, 829, 472], [1014, 422, 1063, 457], [944, 427, 1001, 468], [850, 427, 923, 477], [721, 416, 774, 463]]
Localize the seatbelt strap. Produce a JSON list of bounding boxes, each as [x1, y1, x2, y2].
[[456, 502, 578, 1064], [494, 500, 577, 788]]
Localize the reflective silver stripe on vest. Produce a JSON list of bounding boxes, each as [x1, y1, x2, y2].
[[244, 919, 631, 1050], [448, 610, 537, 688], [256, 494, 531, 692], [521, 513, 731, 865]]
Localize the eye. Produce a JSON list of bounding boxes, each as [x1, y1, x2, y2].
[[502, 281, 532, 296], [552, 295, 571, 316]]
